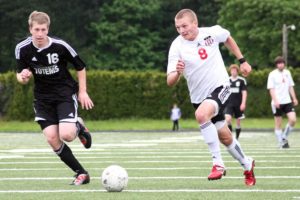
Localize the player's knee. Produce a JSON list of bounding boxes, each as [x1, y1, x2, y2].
[[60, 131, 76, 142], [290, 118, 297, 126], [195, 110, 209, 123]]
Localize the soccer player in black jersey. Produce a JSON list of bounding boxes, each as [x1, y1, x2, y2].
[[15, 11, 94, 185], [224, 64, 248, 140]]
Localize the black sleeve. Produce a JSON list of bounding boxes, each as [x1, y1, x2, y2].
[[62, 42, 86, 71]]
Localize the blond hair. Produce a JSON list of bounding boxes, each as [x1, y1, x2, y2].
[[175, 9, 198, 23], [28, 11, 50, 28]]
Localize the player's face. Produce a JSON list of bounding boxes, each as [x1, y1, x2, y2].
[[276, 62, 285, 71], [175, 16, 198, 41], [230, 68, 238, 77], [30, 22, 49, 48]]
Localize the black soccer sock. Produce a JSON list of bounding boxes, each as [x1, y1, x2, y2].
[[228, 124, 232, 132], [54, 143, 86, 174], [236, 128, 241, 140]]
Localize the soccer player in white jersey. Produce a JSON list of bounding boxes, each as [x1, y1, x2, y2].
[[167, 9, 255, 186], [267, 56, 298, 148], [15, 11, 94, 185]]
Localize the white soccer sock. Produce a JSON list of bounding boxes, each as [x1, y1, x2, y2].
[[275, 129, 283, 144], [200, 121, 224, 167], [227, 138, 251, 170], [282, 124, 293, 139]]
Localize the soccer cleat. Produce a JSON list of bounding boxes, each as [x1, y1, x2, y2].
[[208, 165, 226, 180], [77, 117, 92, 149], [282, 139, 290, 149], [71, 172, 90, 186], [244, 159, 256, 186]]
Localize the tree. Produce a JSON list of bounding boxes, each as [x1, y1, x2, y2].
[[90, 0, 164, 70], [218, 0, 300, 68]]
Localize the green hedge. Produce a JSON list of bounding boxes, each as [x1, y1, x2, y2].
[[0, 69, 299, 120]]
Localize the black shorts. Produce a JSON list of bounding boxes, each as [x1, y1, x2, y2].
[[193, 86, 230, 124], [224, 105, 245, 119], [33, 94, 78, 129], [272, 103, 295, 116]]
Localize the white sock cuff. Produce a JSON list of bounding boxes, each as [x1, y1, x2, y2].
[[200, 122, 219, 144]]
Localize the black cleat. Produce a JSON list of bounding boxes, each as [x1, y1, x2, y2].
[[77, 117, 92, 149], [282, 139, 290, 149]]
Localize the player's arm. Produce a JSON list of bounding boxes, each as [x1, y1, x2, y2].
[[240, 90, 247, 111], [16, 68, 32, 85], [269, 88, 280, 108], [77, 68, 94, 110], [224, 36, 251, 77], [167, 59, 185, 87], [289, 86, 298, 106]]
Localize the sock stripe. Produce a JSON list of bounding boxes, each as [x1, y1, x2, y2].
[[200, 121, 212, 129]]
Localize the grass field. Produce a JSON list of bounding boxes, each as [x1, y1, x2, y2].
[[0, 130, 300, 200], [0, 118, 296, 132]]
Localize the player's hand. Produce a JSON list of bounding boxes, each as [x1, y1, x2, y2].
[[293, 99, 298, 106], [240, 62, 252, 77], [21, 69, 32, 80], [240, 103, 246, 111], [176, 59, 185, 75], [78, 91, 94, 110]]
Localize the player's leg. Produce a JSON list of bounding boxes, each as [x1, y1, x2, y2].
[[272, 103, 284, 147], [57, 95, 92, 149], [195, 100, 225, 180], [217, 124, 256, 186], [234, 107, 245, 140], [224, 107, 233, 132], [282, 110, 296, 148], [175, 119, 179, 131], [274, 116, 283, 147]]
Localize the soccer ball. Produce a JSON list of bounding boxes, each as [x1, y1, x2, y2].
[[101, 165, 128, 192]]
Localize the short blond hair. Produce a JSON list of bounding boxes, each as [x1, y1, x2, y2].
[[175, 9, 198, 23], [28, 11, 50, 28]]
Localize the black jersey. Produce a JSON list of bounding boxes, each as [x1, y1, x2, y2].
[[227, 76, 247, 106], [15, 36, 85, 101]]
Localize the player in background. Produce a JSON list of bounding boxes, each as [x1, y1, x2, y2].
[[224, 64, 248, 140], [167, 9, 255, 186], [170, 103, 181, 131], [267, 56, 298, 148], [15, 11, 94, 185]]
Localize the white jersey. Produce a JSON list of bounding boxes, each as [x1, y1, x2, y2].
[[267, 69, 295, 104], [170, 107, 181, 121], [167, 25, 230, 104]]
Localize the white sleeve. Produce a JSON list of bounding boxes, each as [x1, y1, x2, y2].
[[210, 25, 230, 43], [267, 73, 274, 89], [287, 70, 295, 86], [167, 39, 180, 75]]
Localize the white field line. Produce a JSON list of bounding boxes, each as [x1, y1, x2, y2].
[[0, 176, 300, 181], [1, 166, 300, 171], [1, 155, 300, 160], [2, 160, 300, 164], [1, 189, 300, 193]]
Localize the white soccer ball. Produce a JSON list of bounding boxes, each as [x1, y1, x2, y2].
[[101, 165, 128, 192]]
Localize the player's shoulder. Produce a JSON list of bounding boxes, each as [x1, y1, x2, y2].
[[15, 36, 32, 49], [199, 25, 227, 33], [237, 76, 247, 82], [50, 36, 71, 47]]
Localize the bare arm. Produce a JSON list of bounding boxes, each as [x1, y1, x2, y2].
[[77, 68, 94, 110], [289, 86, 298, 106], [240, 90, 247, 111], [224, 36, 252, 77], [167, 59, 185, 87], [269, 88, 280, 108]]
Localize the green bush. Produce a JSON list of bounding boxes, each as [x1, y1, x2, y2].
[[0, 69, 299, 120]]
